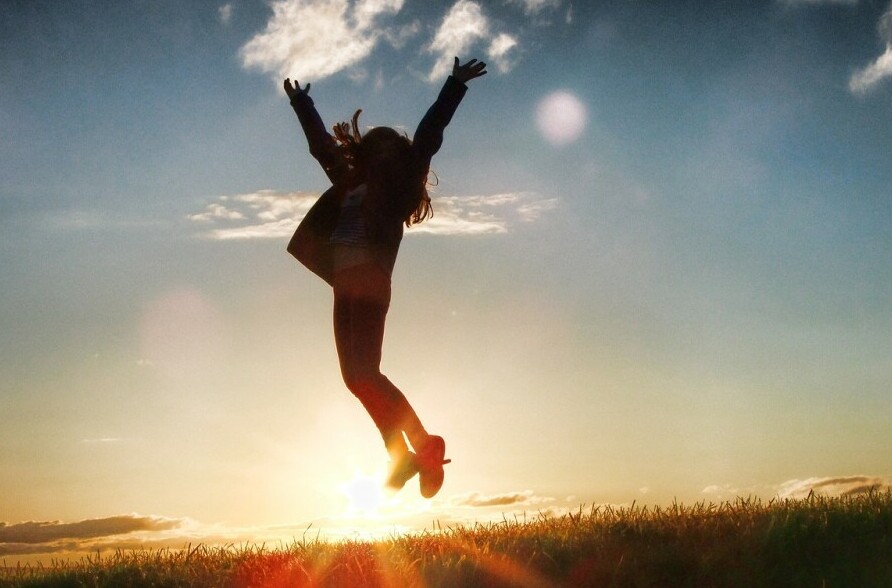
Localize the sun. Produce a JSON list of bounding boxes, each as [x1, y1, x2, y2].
[[334, 465, 435, 533], [338, 470, 388, 516]]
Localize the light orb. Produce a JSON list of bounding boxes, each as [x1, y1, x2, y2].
[[535, 90, 588, 146]]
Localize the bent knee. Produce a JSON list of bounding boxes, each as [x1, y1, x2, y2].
[[341, 368, 383, 394]]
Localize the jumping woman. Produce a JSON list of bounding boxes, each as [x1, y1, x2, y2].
[[284, 57, 487, 498]]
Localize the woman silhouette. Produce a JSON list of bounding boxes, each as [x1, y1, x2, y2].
[[285, 58, 486, 498]]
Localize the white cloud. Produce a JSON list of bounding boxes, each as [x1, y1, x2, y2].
[[776, 476, 891, 499], [0, 515, 296, 561], [352, 0, 403, 29], [189, 190, 318, 240], [701, 483, 740, 496], [218, 3, 233, 25], [783, 0, 892, 94], [382, 20, 421, 49], [850, 43, 892, 93], [411, 192, 556, 235], [428, 1, 490, 82], [449, 490, 554, 508], [506, 0, 562, 16], [189, 190, 556, 239], [0, 515, 181, 546], [516, 196, 558, 221], [240, 0, 403, 81], [188, 201, 245, 222], [849, 2, 892, 93], [240, 0, 569, 84], [486, 33, 519, 74]]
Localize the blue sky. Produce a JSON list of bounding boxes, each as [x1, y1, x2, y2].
[[2, 0, 892, 562]]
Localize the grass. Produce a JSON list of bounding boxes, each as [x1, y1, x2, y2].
[[2, 491, 891, 587]]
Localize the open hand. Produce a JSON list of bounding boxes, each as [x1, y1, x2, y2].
[[452, 58, 487, 84], [284, 78, 310, 99]]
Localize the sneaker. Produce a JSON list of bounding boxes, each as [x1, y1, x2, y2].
[[385, 451, 418, 491], [417, 435, 450, 499]]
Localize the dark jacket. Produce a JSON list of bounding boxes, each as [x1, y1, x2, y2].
[[287, 76, 468, 285]]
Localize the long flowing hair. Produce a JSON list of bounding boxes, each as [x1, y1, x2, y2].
[[332, 110, 433, 227]]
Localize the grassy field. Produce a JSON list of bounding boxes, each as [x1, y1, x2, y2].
[[2, 491, 891, 587]]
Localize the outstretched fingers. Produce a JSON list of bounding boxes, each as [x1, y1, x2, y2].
[[452, 57, 488, 83], [283, 78, 310, 98]]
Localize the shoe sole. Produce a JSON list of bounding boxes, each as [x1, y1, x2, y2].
[[419, 436, 448, 499]]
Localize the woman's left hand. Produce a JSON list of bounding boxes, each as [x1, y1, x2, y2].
[[284, 78, 310, 99]]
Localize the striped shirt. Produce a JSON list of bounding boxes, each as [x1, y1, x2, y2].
[[330, 184, 370, 246]]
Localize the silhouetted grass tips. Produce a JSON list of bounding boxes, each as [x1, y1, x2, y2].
[[3, 491, 891, 587]]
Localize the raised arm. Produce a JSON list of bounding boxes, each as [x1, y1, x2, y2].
[[412, 58, 487, 161], [285, 78, 347, 184]]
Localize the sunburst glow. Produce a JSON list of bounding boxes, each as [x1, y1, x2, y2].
[[338, 470, 388, 516]]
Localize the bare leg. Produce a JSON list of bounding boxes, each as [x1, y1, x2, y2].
[[332, 264, 429, 457]]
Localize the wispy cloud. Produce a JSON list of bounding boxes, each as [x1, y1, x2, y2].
[[506, 0, 563, 16], [382, 20, 421, 50], [0, 515, 181, 550], [776, 475, 891, 499], [486, 33, 519, 74], [701, 483, 740, 497], [850, 2, 892, 93], [779, 0, 890, 94], [218, 2, 233, 25], [239, 0, 404, 81], [188, 190, 317, 240], [0, 515, 281, 561], [850, 44, 892, 93], [189, 190, 556, 239], [427, 1, 490, 81], [449, 490, 554, 508], [240, 0, 563, 84], [411, 192, 557, 235], [0, 491, 561, 562]]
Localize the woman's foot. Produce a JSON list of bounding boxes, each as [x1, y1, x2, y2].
[[417, 435, 450, 498], [385, 451, 419, 491]]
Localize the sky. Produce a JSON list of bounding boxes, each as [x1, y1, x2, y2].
[[2, 0, 892, 563]]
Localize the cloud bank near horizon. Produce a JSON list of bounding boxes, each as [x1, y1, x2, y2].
[[239, 0, 568, 84], [188, 190, 556, 239], [5, 478, 888, 561], [0, 488, 561, 560], [0, 515, 184, 557], [698, 475, 892, 500], [776, 475, 891, 499]]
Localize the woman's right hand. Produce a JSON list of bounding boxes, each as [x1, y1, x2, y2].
[[284, 78, 310, 99], [451, 57, 487, 84]]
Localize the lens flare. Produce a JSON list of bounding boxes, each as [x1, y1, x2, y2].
[[535, 90, 588, 146]]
